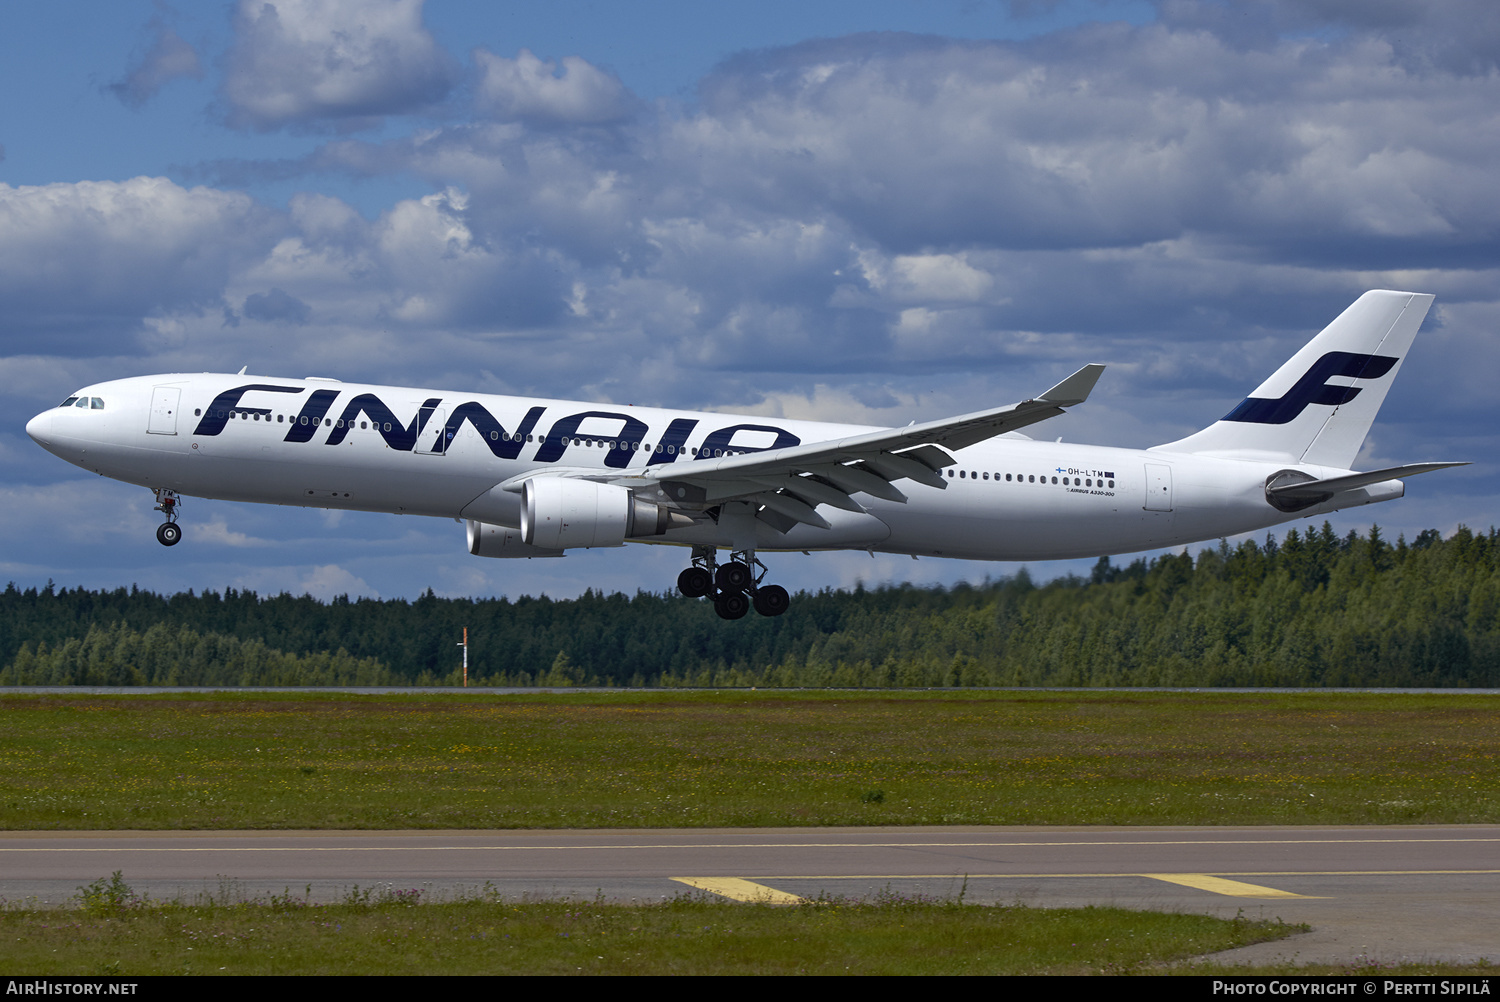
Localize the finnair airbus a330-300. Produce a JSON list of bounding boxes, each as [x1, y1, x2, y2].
[[27, 290, 1465, 620]]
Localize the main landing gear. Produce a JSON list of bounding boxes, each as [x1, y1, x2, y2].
[[677, 546, 790, 620], [152, 488, 182, 547]]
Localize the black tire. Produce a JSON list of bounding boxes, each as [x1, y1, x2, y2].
[[677, 566, 712, 598], [715, 561, 752, 593], [714, 590, 750, 620], [752, 584, 790, 617], [156, 522, 181, 547]]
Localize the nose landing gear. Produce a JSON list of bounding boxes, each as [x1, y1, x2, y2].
[[152, 488, 182, 547], [678, 546, 790, 619]]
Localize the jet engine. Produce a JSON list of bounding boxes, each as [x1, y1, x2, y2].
[[466, 520, 565, 558], [520, 478, 694, 549]]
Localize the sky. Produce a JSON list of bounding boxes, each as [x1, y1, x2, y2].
[[1, 0, 1495, 603]]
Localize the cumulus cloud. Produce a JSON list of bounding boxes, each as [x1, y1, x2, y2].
[[226, 563, 378, 600], [1161, 0, 1500, 75], [0, 177, 281, 350], [258, 20, 1496, 389], [474, 48, 635, 125], [293, 564, 377, 600], [241, 288, 312, 325], [223, 0, 455, 131], [225, 187, 570, 338], [195, 516, 270, 547], [680, 28, 1500, 268], [11, 16, 1500, 459], [0, 481, 157, 546], [109, 22, 204, 108]]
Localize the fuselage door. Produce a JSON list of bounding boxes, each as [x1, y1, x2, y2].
[[1143, 463, 1173, 511], [147, 386, 181, 436], [415, 408, 447, 455]]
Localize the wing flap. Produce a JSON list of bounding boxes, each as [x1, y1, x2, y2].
[[751, 491, 833, 529], [803, 462, 909, 503], [747, 474, 867, 513], [862, 451, 948, 489], [893, 443, 955, 471]]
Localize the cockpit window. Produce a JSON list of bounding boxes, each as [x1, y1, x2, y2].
[[57, 394, 105, 410]]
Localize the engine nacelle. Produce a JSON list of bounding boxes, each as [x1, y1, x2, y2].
[[466, 520, 565, 558], [521, 478, 693, 549]]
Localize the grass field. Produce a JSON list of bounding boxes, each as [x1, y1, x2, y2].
[[1, 878, 1304, 975], [0, 689, 1495, 829]]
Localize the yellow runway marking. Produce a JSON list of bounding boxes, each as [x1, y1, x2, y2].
[[671, 877, 804, 904], [1138, 873, 1319, 898]]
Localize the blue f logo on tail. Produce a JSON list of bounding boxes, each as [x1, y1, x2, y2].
[[1223, 351, 1398, 425]]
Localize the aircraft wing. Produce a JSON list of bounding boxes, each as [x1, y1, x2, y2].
[[553, 364, 1106, 531]]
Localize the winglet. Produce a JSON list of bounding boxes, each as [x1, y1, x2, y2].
[[1037, 364, 1106, 406]]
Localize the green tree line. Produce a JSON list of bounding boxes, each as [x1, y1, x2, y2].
[[1, 524, 1494, 688]]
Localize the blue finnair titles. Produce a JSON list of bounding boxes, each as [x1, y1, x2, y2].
[[192, 385, 801, 468], [26, 290, 1467, 620]]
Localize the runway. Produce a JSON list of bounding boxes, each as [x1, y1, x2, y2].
[[3, 825, 1496, 966]]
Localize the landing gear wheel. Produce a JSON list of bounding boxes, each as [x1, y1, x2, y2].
[[713, 590, 750, 620], [715, 561, 752, 593], [156, 522, 181, 547], [677, 566, 713, 598], [752, 584, 790, 617]]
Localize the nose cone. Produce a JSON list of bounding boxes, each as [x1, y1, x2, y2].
[[25, 410, 55, 450]]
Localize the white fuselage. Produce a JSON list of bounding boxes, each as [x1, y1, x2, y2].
[[26, 372, 1398, 561]]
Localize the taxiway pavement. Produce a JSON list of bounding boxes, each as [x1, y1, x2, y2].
[[2, 825, 1495, 967]]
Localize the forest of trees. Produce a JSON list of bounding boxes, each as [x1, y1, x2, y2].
[[1, 524, 1495, 688]]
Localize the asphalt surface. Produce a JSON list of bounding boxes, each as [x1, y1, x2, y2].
[[3, 824, 1496, 967]]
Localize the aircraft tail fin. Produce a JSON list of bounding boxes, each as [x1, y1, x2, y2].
[[1153, 290, 1435, 467]]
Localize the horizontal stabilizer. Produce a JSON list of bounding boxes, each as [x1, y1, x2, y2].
[[1268, 462, 1469, 499]]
